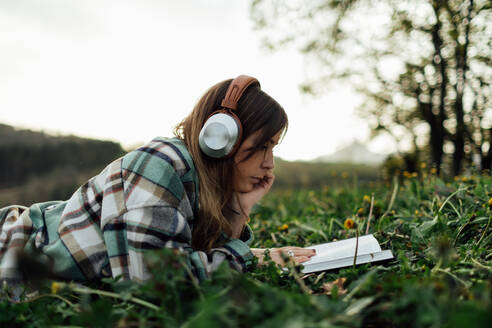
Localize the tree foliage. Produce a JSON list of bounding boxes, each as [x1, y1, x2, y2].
[[250, 0, 492, 175]]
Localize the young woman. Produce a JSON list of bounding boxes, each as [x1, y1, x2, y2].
[[0, 75, 315, 287]]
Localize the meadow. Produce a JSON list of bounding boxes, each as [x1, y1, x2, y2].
[[1, 170, 491, 327]]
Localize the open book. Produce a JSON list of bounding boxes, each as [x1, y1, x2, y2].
[[301, 234, 394, 273]]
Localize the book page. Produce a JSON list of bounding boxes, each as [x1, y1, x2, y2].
[[304, 234, 382, 264], [301, 249, 394, 273]]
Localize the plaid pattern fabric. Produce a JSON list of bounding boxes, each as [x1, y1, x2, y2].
[[0, 205, 31, 284], [0, 137, 254, 285]]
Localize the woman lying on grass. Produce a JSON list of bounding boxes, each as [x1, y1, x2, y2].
[[0, 75, 315, 291]]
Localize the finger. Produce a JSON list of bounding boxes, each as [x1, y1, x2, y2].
[[287, 248, 317, 256], [294, 256, 312, 264], [256, 177, 274, 191], [259, 173, 274, 185]]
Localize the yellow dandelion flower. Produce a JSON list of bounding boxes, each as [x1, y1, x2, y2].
[[51, 282, 61, 294], [411, 172, 418, 178], [430, 168, 437, 175], [344, 218, 355, 229], [461, 176, 468, 182], [414, 210, 420, 216], [420, 163, 427, 169], [363, 195, 371, 203], [278, 224, 289, 231], [357, 207, 365, 216], [403, 171, 411, 178], [488, 197, 492, 208], [454, 176, 460, 182]]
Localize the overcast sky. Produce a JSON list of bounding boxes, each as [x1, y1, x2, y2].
[[0, 0, 394, 161]]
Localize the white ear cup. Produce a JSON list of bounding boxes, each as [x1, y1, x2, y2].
[[199, 113, 240, 158]]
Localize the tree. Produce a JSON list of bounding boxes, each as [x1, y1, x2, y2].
[[251, 0, 492, 175]]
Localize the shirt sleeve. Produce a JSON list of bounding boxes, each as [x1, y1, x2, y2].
[[186, 224, 255, 281]]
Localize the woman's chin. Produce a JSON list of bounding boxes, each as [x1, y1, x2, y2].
[[236, 183, 255, 193]]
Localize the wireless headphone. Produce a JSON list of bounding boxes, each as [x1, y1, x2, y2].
[[199, 75, 259, 158]]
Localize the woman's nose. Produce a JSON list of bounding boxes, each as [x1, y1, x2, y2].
[[262, 150, 274, 169]]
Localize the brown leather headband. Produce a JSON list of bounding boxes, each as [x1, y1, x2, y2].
[[221, 75, 259, 110]]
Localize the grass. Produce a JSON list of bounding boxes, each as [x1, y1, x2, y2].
[[1, 172, 491, 327]]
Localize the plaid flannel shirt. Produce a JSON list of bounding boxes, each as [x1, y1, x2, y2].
[[0, 137, 254, 285]]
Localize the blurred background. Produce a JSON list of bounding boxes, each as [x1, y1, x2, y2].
[[0, 0, 490, 206]]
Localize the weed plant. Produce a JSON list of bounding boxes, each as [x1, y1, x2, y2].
[[1, 173, 491, 327]]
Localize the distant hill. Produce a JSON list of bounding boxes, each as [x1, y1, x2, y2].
[[314, 141, 387, 166], [0, 123, 61, 146], [0, 123, 126, 189]]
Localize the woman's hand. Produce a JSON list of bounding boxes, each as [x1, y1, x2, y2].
[[226, 171, 274, 239], [251, 247, 316, 266], [234, 171, 275, 216]]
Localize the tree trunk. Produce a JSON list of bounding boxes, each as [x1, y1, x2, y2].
[[430, 124, 445, 175], [429, 6, 447, 175], [451, 0, 473, 176], [452, 111, 466, 176], [481, 128, 492, 172]]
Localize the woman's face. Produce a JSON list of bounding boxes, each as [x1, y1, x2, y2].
[[233, 130, 281, 193]]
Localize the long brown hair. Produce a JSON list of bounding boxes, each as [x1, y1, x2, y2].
[[174, 78, 288, 251]]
